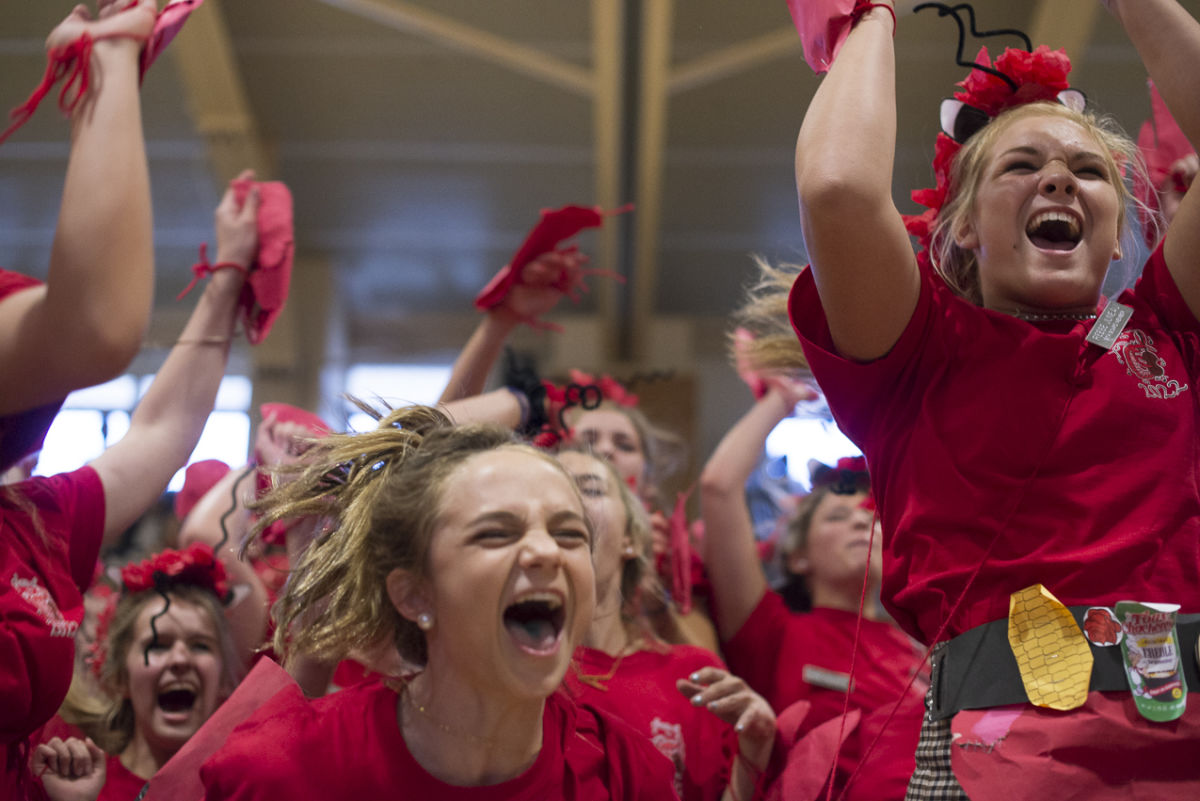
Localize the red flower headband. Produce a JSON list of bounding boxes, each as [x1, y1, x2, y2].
[[87, 543, 229, 679], [903, 45, 1075, 266]]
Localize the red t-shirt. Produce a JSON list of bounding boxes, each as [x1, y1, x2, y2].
[[564, 645, 735, 801], [723, 593, 924, 800], [97, 755, 147, 801], [2, 468, 104, 798], [0, 268, 62, 474], [789, 244, 1200, 644], [200, 680, 679, 800]]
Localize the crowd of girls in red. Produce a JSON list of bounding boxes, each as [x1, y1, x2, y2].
[[5, 1, 1200, 799]]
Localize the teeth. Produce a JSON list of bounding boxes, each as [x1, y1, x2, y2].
[[159, 683, 197, 695], [1026, 211, 1080, 238], [513, 592, 562, 609]]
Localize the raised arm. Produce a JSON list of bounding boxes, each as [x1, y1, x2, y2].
[[91, 179, 260, 547], [1108, 0, 1200, 318], [700, 380, 810, 640], [0, 0, 158, 415], [179, 464, 270, 667], [438, 251, 584, 403], [794, 1, 919, 361]]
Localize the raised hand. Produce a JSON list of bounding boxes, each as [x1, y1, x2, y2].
[[32, 736, 107, 801], [677, 666, 777, 772]]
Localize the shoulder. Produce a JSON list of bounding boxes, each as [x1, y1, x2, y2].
[[553, 693, 679, 800], [203, 682, 394, 799], [6, 467, 103, 519]]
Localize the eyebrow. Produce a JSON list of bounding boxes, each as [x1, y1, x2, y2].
[[998, 145, 1106, 164], [466, 509, 588, 528]]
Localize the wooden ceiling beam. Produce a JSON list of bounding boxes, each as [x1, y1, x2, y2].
[[590, 0, 624, 361], [169, 0, 272, 182], [313, 0, 593, 96], [1028, 0, 1100, 73], [669, 26, 798, 95], [629, 0, 673, 363]]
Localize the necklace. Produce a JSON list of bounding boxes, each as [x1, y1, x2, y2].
[[400, 685, 499, 746], [1008, 309, 1098, 322]]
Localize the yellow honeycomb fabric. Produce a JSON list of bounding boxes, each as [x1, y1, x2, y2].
[[1007, 584, 1093, 710]]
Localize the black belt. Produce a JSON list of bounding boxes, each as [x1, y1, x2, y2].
[[929, 608, 1200, 721]]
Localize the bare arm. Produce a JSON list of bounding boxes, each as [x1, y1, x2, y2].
[[179, 466, 269, 668], [1108, 0, 1200, 318], [438, 251, 584, 403], [700, 385, 802, 641], [437, 314, 519, 403], [794, 1, 919, 361], [91, 181, 260, 547], [0, 1, 159, 414]]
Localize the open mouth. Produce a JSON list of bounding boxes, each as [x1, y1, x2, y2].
[[503, 593, 565, 655], [157, 687, 198, 715], [1026, 211, 1081, 251]]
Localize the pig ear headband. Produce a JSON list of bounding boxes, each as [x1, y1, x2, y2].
[[903, 3, 1081, 266]]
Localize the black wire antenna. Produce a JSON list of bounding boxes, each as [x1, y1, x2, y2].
[[913, 3, 1033, 93]]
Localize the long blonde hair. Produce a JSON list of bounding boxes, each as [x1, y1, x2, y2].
[[254, 403, 578, 668], [730, 256, 810, 374]]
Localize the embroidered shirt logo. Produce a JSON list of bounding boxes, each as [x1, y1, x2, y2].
[[1110, 329, 1189, 400], [12, 573, 77, 638], [650, 717, 686, 797]]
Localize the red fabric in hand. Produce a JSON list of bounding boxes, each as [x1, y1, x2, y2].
[[474, 204, 631, 328], [140, 0, 204, 79], [230, 179, 295, 345], [786, 0, 862, 74]]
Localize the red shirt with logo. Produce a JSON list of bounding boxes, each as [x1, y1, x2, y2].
[[200, 680, 678, 800], [2, 468, 105, 798], [564, 644, 735, 801], [789, 243, 1200, 644]]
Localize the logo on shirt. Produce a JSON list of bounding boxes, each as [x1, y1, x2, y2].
[[650, 718, 685, 797], [11, 573, 77, 638], [1110, 329, 1189, 400]]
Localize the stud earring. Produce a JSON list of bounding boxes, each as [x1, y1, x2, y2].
[[417, 613, 433, 631]]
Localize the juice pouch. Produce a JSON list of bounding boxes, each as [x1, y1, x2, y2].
[[1115, 601, 1187, 722]]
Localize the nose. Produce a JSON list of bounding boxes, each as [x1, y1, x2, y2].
[[165, 640, 192, 671], [519, 527, 563, 571], [1039, 161, 1077, 198]]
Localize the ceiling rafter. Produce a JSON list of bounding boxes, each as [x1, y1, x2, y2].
[[669, 26, 798, 95], [313, 0, 592, 96], [171, 0, 330, 413]]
